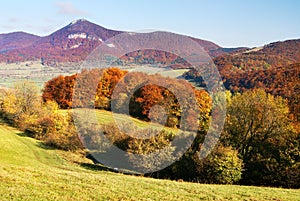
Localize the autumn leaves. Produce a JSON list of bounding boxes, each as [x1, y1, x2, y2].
[[43, 68, 212, 130]]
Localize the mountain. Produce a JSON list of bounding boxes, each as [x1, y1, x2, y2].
[[0, 32, 40, 52], [0, 19, 225, 66], [35, 19, 123, 52], [0, 19, 124, 65]]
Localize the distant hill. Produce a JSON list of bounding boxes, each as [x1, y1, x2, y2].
[[214, 38, 300, 74], [0, 19, 228, 66], [0, 32, 40, 52]]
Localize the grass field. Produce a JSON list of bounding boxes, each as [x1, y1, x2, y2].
[[94, 109, 177, 131], [0, 119, 299, 201], [0, 61, 79, 90]]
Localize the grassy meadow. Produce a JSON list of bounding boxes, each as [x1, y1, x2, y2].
[[0, 118, 299, 201]]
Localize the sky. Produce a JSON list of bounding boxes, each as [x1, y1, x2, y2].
[[1, 0, 300, 48]]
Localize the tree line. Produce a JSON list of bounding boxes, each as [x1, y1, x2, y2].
[[42, 68, 212, 129]]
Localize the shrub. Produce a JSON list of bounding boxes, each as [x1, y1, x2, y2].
[[42, 112, 83, 151], [195, 146, 243, 184], [0, 81, 41, 128], [127, 129, 176, 172], [25, 102, 83, 151]]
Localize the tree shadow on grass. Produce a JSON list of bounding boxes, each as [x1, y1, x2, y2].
[[78, 153, 120, 173], [0, 117, 14, 126], [16, 132, 30, 137], [79, 162, 120, 173], [78, 154, 140, 176], [78, 162, 142, 177], [36, 141, 57, 150]]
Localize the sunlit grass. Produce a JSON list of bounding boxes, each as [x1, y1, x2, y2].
[[0, 120, 299, 201]]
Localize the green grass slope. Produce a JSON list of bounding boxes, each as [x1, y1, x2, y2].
[[0, 120, 299, 201]]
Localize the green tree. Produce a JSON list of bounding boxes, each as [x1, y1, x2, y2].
[[223, 89, 299, 186]]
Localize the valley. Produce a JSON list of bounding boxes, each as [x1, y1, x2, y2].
[[0, 61, 79, 89]]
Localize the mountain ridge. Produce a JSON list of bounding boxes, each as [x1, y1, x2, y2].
[[0, 19, 228, 65]]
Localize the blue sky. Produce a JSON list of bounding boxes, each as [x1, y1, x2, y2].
[[1, 0, 300, 47]]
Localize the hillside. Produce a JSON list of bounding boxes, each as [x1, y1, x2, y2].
[[183, 39, 300, 120], [0, 19, 229, 66], [222, 63, 300, 120], [0, 119, 299, 201], [0, 32, 40, 52], [214, 38, 300, 73]]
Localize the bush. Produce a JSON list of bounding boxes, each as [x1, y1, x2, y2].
[[195, 146, 243, 184], [44, 127, 83, 151], [127, 129, 176, 172], [87, 121, 177, 172], [41, 110, 83, 151]]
